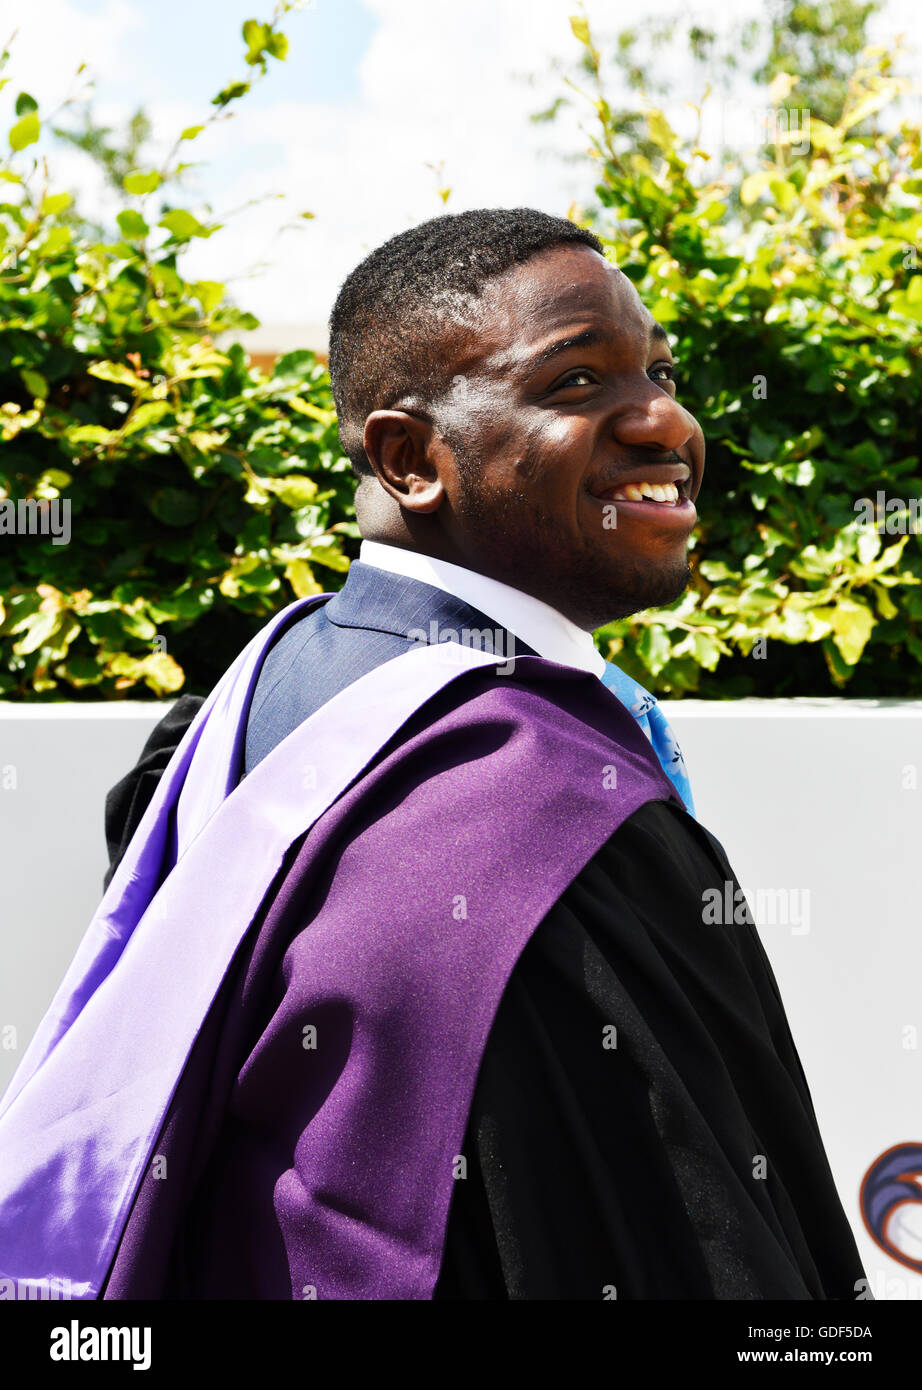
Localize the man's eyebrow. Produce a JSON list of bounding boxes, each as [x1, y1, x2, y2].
[[514, 328, 611, 378], [514, 322, 672, 379]]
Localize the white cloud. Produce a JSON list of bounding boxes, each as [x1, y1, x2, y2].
[[2, 0, 917, 338], [0, 0, 143, 107], [179, 0, 601, 327]]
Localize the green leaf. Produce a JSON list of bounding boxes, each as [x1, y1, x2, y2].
[[691, 632, 723, 671], [33, 468, 71, 497], [768, 177, 796, 212], [212, 80, 250, 108], [699, 560, 736, 583], [192, 279, 225, 313], [569, 15, 591, 46], [66, 424, 117, 445], [636, 624, 672, 676], [808, 117, 840, 151], [12, 610, 60, 656], [237, 562, 278, 594], [20, 368, 48, 399], [740, 171, 772, 205], [871, 583, 899, 620], [9, 111, 39, 151], [14, 91, 37, 116], [243, 19, 270, 64], [106, 650, 185, 695], [148, 488, 200, 526], [285, 559, 323, 596], [646, 108, 676, 155], [868, 410, 896, 436], [87, 360, 147, 389], [145, 587, 214, 622], [56, 654, 104, 688], [856, 527, 881, 565], [775, 459, 815, 486], [116, 208, 149, 239], [120, 400, 171, 435], [748, 425, 779, 462], [41, 191, 72, 215], [257, 473, 318, 509], [822, 638, 853, 686], [180, 124, 205, 141], [121, 401, 172, 435], [840, 88, 891, 133], [41, 224, 72, 255], [828, 599, 875, 666], [289, 396, 336, 425], [304, 536, 349, 571], [123, 169, 162, 195], [844, 440, 882, 469], [141, 652, 185, 695], [159, 209, 212, 239]]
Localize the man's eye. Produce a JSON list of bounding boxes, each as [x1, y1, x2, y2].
[[555, 369, 596, 388], [552, 363, 679, 391], [649, 362, 678, 384]]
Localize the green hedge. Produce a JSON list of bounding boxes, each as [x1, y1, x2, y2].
[[570, 19, 922, 696], [0, 16, 920, 699], [0, 13, 357, 700]]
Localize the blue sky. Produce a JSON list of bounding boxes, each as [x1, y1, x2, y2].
[[63, 0, 378, 108], [2, 0, 918, 337]]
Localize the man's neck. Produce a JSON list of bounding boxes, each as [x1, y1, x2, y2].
[[358, 539, 606, 678]]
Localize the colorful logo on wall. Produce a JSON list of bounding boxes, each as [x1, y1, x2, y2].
[[860, 1143, 922, 1273]]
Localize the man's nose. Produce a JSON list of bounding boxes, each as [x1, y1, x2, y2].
[[612, 390, 698, 455]]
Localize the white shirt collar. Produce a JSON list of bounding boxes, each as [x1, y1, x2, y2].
[[358, 539, 606, 678]]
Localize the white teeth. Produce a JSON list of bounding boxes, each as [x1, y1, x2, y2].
[[611, 481, 680, 503]]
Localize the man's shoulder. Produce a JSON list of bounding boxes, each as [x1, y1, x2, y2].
[[325, 655, 679, 841], [245, 606, 416, 774]]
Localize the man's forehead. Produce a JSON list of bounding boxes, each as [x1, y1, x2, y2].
[[458, 247, 661, 379]]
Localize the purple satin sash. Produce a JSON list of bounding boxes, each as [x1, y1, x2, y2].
[[0, 610, 519, 1298], [0, 596, 327, 1119]]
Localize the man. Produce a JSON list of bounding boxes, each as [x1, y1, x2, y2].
[[0, 208, 865, 1300]]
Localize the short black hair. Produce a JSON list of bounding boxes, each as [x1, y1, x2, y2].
[[327, 207, 604, 478]]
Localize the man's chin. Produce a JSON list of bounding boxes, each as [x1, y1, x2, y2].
[[595, 557, 692, 625]]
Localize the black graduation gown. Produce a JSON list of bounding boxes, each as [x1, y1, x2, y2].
[[101, 698, 867, 1301]]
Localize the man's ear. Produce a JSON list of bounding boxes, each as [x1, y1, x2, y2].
[[363, 410, 444, 514]]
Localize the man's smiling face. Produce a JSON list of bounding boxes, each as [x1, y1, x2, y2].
[[363, 241, 705, 631]]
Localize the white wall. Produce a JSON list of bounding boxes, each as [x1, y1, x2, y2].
[[669, 697, 922, 1300], [1, 696, 920, 1298]]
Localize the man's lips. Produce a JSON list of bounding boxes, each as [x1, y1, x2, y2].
[[591, 462, 693, 499], [589, 462, 698, 528]]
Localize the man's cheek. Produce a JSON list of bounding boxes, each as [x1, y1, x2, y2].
[[511, 450, 547, 485], [510, 415, 581, 486]]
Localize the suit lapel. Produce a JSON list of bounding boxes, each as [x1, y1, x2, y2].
[[324, 561, 540, 657]]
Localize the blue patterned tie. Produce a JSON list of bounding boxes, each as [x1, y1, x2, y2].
[[600, 660, 696, 817]]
